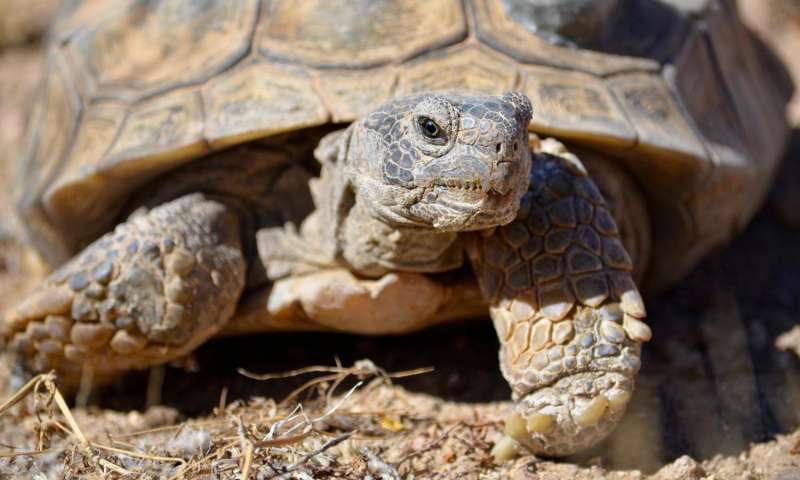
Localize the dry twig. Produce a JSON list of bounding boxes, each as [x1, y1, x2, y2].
[[0, 359, 443, 478]]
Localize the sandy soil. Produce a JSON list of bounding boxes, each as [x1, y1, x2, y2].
[[0, 1, 798, 478]]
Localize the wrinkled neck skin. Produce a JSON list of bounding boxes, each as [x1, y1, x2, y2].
[[339, 201, 464, 277]]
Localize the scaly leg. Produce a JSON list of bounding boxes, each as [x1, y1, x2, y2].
[[468, 141, 651, 457], [2, 193, 246, 388]]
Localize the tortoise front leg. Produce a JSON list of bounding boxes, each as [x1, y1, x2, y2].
[[1, 193, 246, 389], [468, 145, 651, 457]]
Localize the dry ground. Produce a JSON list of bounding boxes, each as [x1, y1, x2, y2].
[[0, 1, 799, 478]]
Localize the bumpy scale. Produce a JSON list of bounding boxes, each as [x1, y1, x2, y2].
[[470, 138, 651, 456], [3, 194, 246, 386]]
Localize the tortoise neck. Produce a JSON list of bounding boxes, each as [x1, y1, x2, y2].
[[339, 202, 464, 278]]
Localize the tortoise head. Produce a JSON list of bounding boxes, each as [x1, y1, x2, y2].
[[343, 91, 533, 231]]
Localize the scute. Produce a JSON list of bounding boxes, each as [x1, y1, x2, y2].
[[471, 0, 658, 76], [43, 89, 207, 258], [395, 44, 518, 96], [607, 73, 708, 192], [519, 65, 635, 150], [17, 50, 81, 265], [18, 52, 80, 207], [670, 31, 751, 244], [68, 0, 258, 101], [316, 68, 397, 123], [66, 104, 127, 176], [497, 0, 693, 63], [644, 2, 791, 289], [705, 4, 788, 167], [49, 0, 136, 43], [43, 103, 126, 244], [106, 88, 207, 168], [202, 61, 329, 147], [258, 0, 467, 68]]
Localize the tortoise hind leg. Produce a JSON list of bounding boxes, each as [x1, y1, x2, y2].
[[2, 193, 246, 388]]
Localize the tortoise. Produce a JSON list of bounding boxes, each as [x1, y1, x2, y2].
[[1, 0, 792, 458]]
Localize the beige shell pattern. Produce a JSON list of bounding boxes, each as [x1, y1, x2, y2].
[[17, 0, 792, 282]]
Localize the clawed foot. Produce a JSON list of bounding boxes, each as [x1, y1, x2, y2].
[[470, 141, 652, 456], [1, 194, 245, 388]]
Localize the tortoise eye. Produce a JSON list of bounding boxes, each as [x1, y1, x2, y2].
[[418, 116, 443, 139]]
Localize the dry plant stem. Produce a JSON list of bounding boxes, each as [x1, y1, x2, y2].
[[238, 361, 432, 408], [0, 372, 89, 450], [91, 442, 185, 464], [307, 381, 363, 430], [240, 441, 254, 480], [115, 418, 224, 439], [253, 431, 313, 448], [0, 448, 59, 458], [238, 365, 361, 381], [75, 364, 93, 408], [98, 457, 130, 475], [0, 372, 54, 416], [147, 364, 166, 407], [218, 386, 229, 412], [235, 414, 255, 479], [167, 440, 238, 480], [52, 386, 88, 446], [0, 360, 450, 477], [266, 432, 353, 479], [0, 371, 185, 472]]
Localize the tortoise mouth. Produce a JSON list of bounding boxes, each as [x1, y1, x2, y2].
[[431, 178, 485, 191], [419, 161, 528, 231], [426, 185, 520, 230]]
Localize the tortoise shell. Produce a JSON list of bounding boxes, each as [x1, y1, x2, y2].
[[18, 0, 792, 289]]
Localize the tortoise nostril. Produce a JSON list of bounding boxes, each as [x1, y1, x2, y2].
[[496, 143, 502, 153], [513, 142, 518, 152]]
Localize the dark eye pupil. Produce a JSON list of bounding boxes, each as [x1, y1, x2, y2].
[[424, 121, 438, 135], [420, 118, 440, 138]]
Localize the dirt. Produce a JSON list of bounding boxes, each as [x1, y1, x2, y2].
[[0, 1, 799, 478], [0, 362, 799, 479]]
